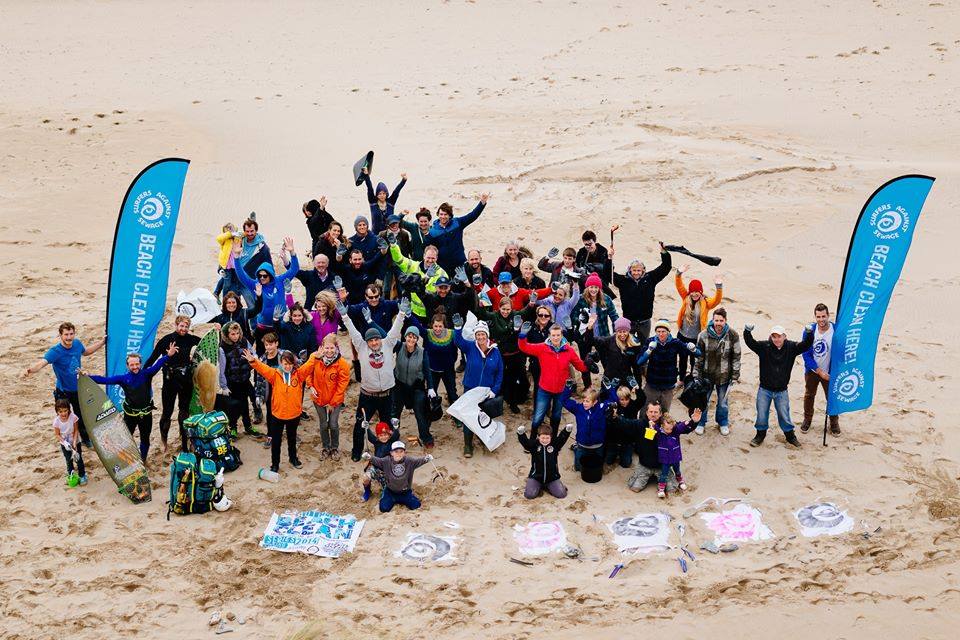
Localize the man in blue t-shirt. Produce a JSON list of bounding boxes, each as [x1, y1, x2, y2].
[[23, 322, 106, 446]]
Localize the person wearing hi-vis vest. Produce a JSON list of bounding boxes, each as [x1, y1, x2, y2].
[[801, 303, 840, 435], [386, 239, 447, 322]]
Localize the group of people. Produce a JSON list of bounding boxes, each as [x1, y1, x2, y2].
[[25, 164, 842, 510]]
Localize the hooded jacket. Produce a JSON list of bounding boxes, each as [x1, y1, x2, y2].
[[454, 330, 503, 393], [520, 428, 571, 484], [235, 256, 300, 328], [744, 327, 814, 392], [518, 337, 588, 394], [429, 201, 486, 273], [562, 386, 616, 447], [237, 233, 271, 280], [389, 243, 448, 318], [636, 334, 702, 390], [694, 324, 741, 385], [656, 420, 696, 465], [612, 251, 672, 322], [363, 174, 406, 234]]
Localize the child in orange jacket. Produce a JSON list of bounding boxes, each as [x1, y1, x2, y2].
[[244, 348, 317, 473], [303, 334, 351, 461]]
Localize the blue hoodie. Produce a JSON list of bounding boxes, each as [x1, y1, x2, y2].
[[237, 233, 271, 278], [235, 256, 300, 328], [364, 174, 406, 234], [562, 385, 616, 447]]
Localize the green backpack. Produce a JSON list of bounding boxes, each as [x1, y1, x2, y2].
[[185, 411, 242, 472], [167, 452, 219, 518]]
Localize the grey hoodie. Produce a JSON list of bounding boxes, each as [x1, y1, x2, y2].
[[344, 311, 405, 394]]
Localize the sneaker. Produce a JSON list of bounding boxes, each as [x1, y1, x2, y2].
[[79, 475, 88, 486], [330, 449, 341, 462], [319, 449, 330, 461], [244, 426, 264, 438], [785, 431, 802, 448], [694, 425, 705, 435], [425, 442, 435, 450], [290, 458, 303, 469], [262, 437, 272, 449], [362, 485, 371, 502], [230, 428, 239, 439], [677, 477, 688, 491], [657, 484, 666, 499], [82, 439, 93, 448], [463, 445, 473, 458], [270, 465, 279, 473], [749, 430, 766, 447], [300, 411, 312, 421], [800, 422, 811, 433], [719, 425, 730, 436]]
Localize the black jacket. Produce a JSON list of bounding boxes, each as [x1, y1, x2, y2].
[[305, 208, 335, 255], [146, 332, 201, 372], [520, 428, 571, 484], [612, 251, 672, 322], [418, 287, 477, 327], [295, 269, 336, 310], [278, 320, 318, 358], [743, 328, 813, 392], [587, 334, 642, 382]]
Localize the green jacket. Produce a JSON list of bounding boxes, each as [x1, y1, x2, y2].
[[390, 244, 448, 317]]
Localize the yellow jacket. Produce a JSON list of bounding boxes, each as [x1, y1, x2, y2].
[[216, 231, 238, 269], [675, 273, 723, 331]]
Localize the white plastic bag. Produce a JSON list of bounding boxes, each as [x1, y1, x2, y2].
[[446, 386, 505, 451]]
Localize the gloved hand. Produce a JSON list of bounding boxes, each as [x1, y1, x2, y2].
[[547, 247, 559, 259], [454, 266, 468, 284], [610, 377, 620, 389], [386, 231, 397, 246], [391, 418, 400, 428], [487, 390, 496, 399], [744, 324, 755, 333], [602, 376, 612, 388], [424, 454, 434, 462], [427, 389, 437, 399], [376, 237, 388, 251], [626, 376, 638, 390], [399, 298, 412, 316], [219, 387, 231, 396], [335, 298, 348, 317], [686, 341, 697, 352], [517, 425, 527, 435], [586, 359, 600, 374], [578, 309, 590, 325], [333, 275, 343, 290], [452, 313, 463, 329], [361, 452, 372, 461], [512, 315, 523, 331], [362, 420, 371, 431], [564, 379, 577, 391], [425, 264, 438, 278], [519, 321, 532, 338], [563, 423, 574, 432], [550, 281, 560, 292], [362, 307, 373, 323], [528, 291, 538, 305], [336, 244, 348, 258]]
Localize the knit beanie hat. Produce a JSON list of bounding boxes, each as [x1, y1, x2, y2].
[[404, 326, 420, 339], [614, 318, 632, 332], [375, 421, 391, 437], [474, 321, 489, 336], [376, 182, 388, 196], [354, 215, 368, 229], [654, 319, 671, 332], [689, 280, 704, 294], [364, 327, 384, 341], [585, 272, 603, 288]]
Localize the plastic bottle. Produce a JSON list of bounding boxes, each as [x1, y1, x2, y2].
[[258, 468, 279, 483]]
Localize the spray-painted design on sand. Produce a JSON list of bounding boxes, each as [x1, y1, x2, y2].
[[261, 511, 365, 558], [396, 533, 458, 563], [701, 503, 773, 544], [513, 521, 567, 555], [609, 513, 672, 554], [795, 502, 854, 537], [77, 375, 151, 503]]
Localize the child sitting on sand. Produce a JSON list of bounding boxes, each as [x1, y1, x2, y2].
[[655, 408, 701, 498], [53, 398, 86, 486], [360, 420, 400, 502], [517, 423, 574, 499], [361, 441, 432, 513]]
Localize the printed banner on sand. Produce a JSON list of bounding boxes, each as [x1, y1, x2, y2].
[[261, 511, 365, 558], [609, 513, 672, 554], [395, 533, 459, 563], [701, 503, 774, 545], [513, 521, 567, 556], [794, 502, 854, 537]]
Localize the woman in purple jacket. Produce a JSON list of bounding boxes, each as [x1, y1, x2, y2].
[[655, 407, 701, 498]]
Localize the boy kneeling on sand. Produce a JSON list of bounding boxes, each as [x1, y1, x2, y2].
[[517, 422, 573, 500], [361, 440, 433, 513]]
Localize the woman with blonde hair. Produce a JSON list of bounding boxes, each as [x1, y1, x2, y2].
[[309, 289, 341, 346], [674, 264, 723, 379]]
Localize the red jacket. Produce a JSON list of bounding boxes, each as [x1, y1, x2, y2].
[[487, 283, 553, 312], [518, 337, 587, 393]]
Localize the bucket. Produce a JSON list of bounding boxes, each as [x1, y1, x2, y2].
[[580, 448, 603, 483]]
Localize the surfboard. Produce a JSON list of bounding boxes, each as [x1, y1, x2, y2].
[[77, 375, 152, 503], [188, 328, 220, 415]]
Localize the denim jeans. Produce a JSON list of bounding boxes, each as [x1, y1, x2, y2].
[[573, 444, 603, 472], [659, 462, 681, 484], [531, 388, 563, 430], [315, 404, 342, 450], [604, 441, 634, 468], [699, 382, 730, 427], [352, 392, 393, 460], [754, 387, 795, 433], [379, 488, 421, 512]]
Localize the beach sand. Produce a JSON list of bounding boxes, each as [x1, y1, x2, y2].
[[1, 2, 959, 638]]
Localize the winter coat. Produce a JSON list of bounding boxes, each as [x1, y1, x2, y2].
[[744, 328, 814, 392], [278, 319, 318, 357], [562, 386, 616, 447], [348, 231, 381, 263], [419, 288, 476, 327], [400, 219, 431, 262], [518, 337, 588, 394], [310, 310, 341, 346], [334, 255, 385, 305], [572, 294, 619, 338], [344, 312, 406, 394], [363, 174, 406, 234], [304, 208, 335, 253], [656, 420, 696, 465], [520, 428, 571, 484], [612, 250, 672, 322], [389, 244, 448, 318], [429, 201, 486, 272], [587, 333, 642, 381], [303, 355, 351, 407], [537, 285, 580, 328], [295, 268, 336, 311], [636, 334, 702, 390], [210, 294, 261, 343], [693, 324, 742, 385], [218, 339, 253, 391], [454, 330, 504, 394], [675, 274, 723, 333], [250, 357, 314, 420], [475, 306, 532, 356], [394, 345, 433, 390], [234, 256, 300, 328]]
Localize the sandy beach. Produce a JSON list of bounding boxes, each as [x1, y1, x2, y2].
[[2, 2, 959, 638]]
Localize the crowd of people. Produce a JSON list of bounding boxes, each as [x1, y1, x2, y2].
[[23, 164, 841, 510]]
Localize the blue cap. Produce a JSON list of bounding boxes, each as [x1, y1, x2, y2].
[[435, 276, 451, 287], [387, 214, 402, 224], [498, 272, 512, 283]]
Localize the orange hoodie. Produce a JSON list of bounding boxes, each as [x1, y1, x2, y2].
[[675, 273, 723, 332], [304, 355, 351, 407], [251, 357, 316, 420]]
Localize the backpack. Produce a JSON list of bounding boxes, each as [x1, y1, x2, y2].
[[167, 452, 220, 518], [185, 411, 242, 472]]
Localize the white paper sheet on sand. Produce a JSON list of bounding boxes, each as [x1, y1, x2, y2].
[[514, 521, 567, 555], [609, 513, 672, 554], [701, 503, 774, 544], [260, 510, 365, 558], [395, 532, 459, 563], [447, 386, 506, 451], [794, 502, 854, 537]]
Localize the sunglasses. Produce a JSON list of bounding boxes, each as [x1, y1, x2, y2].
[[257, 273, 270, 279], [366, 294, 380, 300], [537, 313, 551, 318]]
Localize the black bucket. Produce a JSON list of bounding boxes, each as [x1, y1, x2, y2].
[[580, 448, 603, 483]]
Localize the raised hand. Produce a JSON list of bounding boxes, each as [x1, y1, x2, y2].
[[512, 315, 522, 331], [744, 324, 755, 333], [586, 359, 600, 374], [283, 236, 296, 253], [452, 313, 463, 329], [425, 264, 438, 278], [550, 281, 560, 292], [166, 342, 179, 357], [377, 237, 388, 251], [391, 418, 400, 429], [479, 193, 489, 204], [386, 231, 397, 246], [454, 265, 468, 284], [333, 275, 343, 290], [528, 292, 538, 305], [334, 298, 348, 317], [714, 272, 723, 286], [240, 348, 256, 362], [659, 241, 666, 252], [319, 195, 327, 210], [547, 247, 559, 259], [626, 376, 638, 390], [517, 425, 527, 435], [362, 307, 373, 323], [519, 321, 532, 337], [399, 298, 412, 316], [401, 172, 407, 180], [678, 263, 689, 275]]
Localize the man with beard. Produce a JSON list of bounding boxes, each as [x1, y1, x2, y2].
[[145, 315, 202, 452]]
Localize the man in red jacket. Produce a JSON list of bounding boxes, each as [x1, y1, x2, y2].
[[519, 322, 595, 433]]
